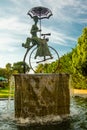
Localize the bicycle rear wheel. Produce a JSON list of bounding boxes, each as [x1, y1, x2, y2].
[[29, 46, 59, 73]]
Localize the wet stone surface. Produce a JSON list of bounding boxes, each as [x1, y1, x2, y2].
[[14, 73, 70, 121]]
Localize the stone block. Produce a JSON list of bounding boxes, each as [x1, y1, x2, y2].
[[14, 73, 70, 120]]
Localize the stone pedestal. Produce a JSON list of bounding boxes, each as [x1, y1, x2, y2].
[[14, 73, 70, 123]]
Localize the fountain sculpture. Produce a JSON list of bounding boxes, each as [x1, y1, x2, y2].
[[14, 6, 70, 125]]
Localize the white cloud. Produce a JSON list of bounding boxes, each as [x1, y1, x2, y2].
[[0, 17, 30, 34], [41, 26, 76, 46], [0, 34, 18, 44], [42, 0, 87, 24]]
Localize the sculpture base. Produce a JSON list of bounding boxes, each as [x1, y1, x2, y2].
[[14, 73, 70, 124]]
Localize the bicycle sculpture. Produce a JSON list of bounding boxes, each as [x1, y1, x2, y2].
[[22, 6, 59, 73]]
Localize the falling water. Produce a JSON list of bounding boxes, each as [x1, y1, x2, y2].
[[14, 73, 70, 125], [7, 76, 15, 111], [0, 76, 15, 130]]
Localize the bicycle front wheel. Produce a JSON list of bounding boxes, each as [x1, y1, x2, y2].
[[29, 46, 59, 73]]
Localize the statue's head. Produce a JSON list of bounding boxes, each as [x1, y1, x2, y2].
[[33, 16, 38, 24]]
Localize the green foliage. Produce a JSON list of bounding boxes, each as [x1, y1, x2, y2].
[[12, 61, 30, 73], [57, 52, 72, 74], [35, 52, 72, 74], [0, 87, 14, 98], [72, 28, 87, 76], [36, 64, 44, 73], [36, 52, 72, 74], [0, 68, 7, 78], [0, 65, 11, 87], [72, 27, 87, 89], [72, 73, 87, 89], [5, 63, 13, 80], [0, 61, 29, 88]]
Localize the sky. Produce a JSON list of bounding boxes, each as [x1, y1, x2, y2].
[[0, 0, 87, 68]]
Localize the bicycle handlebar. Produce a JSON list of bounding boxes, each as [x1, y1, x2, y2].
[[41, 33, 51, 36]]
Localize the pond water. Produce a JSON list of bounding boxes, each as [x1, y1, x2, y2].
[[0, 97, 87, 130]]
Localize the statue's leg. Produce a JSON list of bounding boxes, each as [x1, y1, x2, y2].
[[32, 37, 39, 46]]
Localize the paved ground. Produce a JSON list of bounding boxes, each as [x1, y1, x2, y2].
[[70, 89, 87, 97]]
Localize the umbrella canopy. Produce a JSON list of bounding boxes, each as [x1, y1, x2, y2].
[[0, 77, 7, 81], [27, 6, 53, 19], [28, 6, 53, 37]]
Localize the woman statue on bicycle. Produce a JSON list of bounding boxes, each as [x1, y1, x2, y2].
[[22, 16, 52, 59]]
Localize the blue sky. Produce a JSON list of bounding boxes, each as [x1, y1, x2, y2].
[[0, 0, 87, 68]]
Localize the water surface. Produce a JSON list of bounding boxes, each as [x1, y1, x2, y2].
[[0, 97, 87, 130]]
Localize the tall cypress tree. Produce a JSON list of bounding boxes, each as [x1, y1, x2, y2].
[[72, 27, 87, 76], [72, 27, 87, 89]]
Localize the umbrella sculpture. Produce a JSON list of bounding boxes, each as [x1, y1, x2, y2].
[[28, 6, 53, 19], [27, 6, 53, 36]]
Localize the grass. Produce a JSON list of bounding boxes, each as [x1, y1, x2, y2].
[[0, 87, 14, 98]]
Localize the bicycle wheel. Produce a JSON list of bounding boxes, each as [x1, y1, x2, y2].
[[29, 46, 59, 73]]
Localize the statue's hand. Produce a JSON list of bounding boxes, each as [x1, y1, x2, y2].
[[22, 43, 28, 48]]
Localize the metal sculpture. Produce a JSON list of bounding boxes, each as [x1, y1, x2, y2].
[[22, 6, 59, 73], [28, 6, 53, 36]]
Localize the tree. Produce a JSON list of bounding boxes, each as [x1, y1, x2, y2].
[[72, 27, 87, 89], [5, 63, 12, 76], [0, 68, 7, 78], [36, 64, 44, 73], [72, 28, 87, 75], [12, 61, 30, 73], [57, 52, 72, 74], [6, 63, 12, 70], [0, 63, 12, 80]]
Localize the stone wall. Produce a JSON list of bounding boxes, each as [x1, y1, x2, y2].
[[14, 74, 70, 119]]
